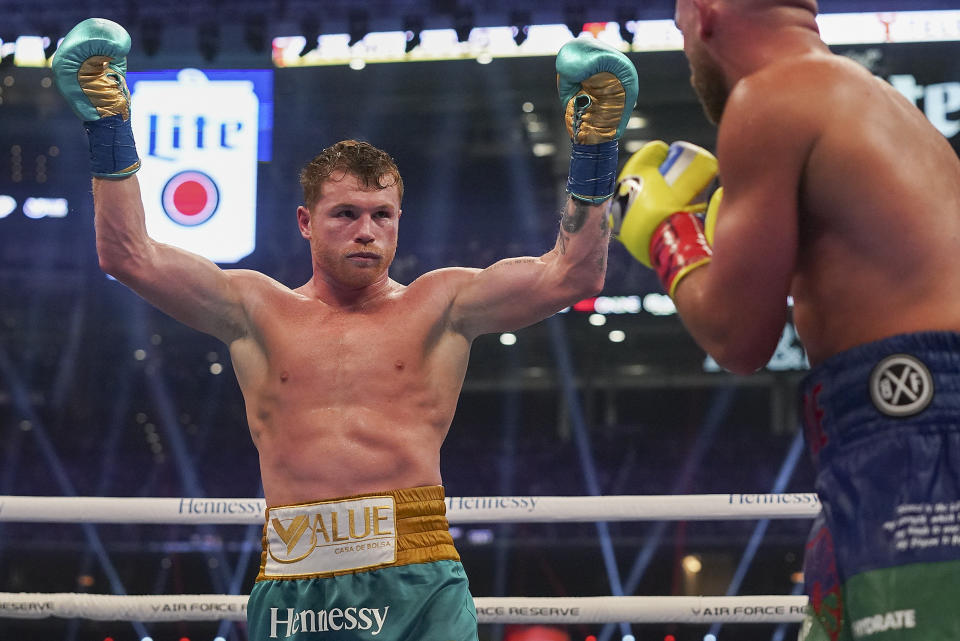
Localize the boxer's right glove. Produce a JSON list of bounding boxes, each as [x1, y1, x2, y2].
[[610, 140, 719, 297], [556, 38, 639, 203], [52, 18, 141, 178]]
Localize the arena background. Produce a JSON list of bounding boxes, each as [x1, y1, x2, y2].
[[1, 1, 959, 640]]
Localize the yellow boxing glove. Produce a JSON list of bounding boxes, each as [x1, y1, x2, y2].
[[704, 186, 722, 245], [610, 140, 718, 296]]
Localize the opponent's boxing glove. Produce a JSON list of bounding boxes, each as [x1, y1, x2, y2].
[[52, 18, 141, 178], [556, 38, 639, 203], [610, 140, 718, 296], [703, 186, 722, 245]]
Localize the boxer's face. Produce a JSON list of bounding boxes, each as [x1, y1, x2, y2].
[[298, 171, 401, 289], [676, 0, 729, 124]]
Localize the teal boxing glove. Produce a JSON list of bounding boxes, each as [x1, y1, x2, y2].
[[52, 18, 141, 178], [556, 38, 639, 203]]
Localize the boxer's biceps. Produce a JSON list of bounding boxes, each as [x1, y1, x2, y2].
[[447, 257, 560, 338], [122, 242, 250, 343]]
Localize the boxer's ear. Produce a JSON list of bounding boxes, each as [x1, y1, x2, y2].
[[693, 0, 718, 38], [297, 205, 312, 238]]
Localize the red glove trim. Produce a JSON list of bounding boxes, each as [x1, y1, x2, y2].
[[649, 212, 712, 296]]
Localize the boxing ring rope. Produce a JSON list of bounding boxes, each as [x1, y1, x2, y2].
[[0, 492, 820, 524], [0, 593, 809, 624], [0, 493, 817, 624]]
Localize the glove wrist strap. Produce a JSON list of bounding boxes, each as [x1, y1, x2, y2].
[[567, 140, 618, 203], [650, 212, 712, 297], [84, 114, 141, 178]]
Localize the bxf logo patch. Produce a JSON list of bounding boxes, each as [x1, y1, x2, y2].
[[869, 354, 934, 417]]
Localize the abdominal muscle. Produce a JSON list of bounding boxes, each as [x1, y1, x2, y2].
[[249, 401, 449, 507]]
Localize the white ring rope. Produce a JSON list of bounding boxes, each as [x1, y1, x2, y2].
[[0, 593, 809, 623], [0, 493, 820, 524], [1, 494, 814, 625]]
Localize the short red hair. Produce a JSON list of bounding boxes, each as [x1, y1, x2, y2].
[[299, 140, 403, 208]]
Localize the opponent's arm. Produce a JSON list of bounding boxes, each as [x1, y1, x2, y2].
[[670, 87, 804, 374], [53, 19, 248, 344], [614, 85, 804, 373], [449, 39, 639, 339]]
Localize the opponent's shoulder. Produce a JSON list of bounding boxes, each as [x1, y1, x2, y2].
[[733, 53, 871, 116], [720, 53, 847, 151]]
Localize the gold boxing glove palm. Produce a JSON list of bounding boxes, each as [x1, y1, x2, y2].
[[52, 18, 141, 178], [610, 140, 718, 296], [556, 39, 639, 203]]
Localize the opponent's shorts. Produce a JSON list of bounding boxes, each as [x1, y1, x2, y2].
[[247, 485, 478, 640], [798, 331, 960, 641]]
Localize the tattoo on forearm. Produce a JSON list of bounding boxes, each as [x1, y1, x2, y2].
[[561, 201, 590, 233], [595, 246, 607, 272]]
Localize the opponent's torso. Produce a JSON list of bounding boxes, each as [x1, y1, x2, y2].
[[226, 271, 473, 506], [782, 57, 960, 365]]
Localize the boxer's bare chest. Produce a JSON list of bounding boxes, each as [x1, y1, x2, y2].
[[244, 287, 452, 401]]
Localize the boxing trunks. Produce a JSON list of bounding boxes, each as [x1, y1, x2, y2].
[[247, 485, 478, 640], [798, 332, 960, 640]]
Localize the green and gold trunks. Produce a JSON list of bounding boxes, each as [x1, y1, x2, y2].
[[247, 486, 478, 640]]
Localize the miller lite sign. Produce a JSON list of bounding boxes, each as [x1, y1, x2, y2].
[[129, 68, 271, 263]]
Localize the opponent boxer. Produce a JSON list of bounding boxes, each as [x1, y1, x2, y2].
[[52, 18, 638, 639], [610, 0, 960, 638]]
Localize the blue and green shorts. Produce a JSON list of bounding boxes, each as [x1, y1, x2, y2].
[[247, 485, 478, 640], [799, 332, 960, 640]]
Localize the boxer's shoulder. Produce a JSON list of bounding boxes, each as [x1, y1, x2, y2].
[[409, 266, 482, 297], [225, 268, 287, 294], [224, 269, 304, 316], [733, 53, 865, 117]]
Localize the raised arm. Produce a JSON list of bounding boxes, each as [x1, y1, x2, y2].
[[448, 197, 610, 339], [53, 19, 248, 344], [449, 39, 638, 339], [92, 177, 249, 343]]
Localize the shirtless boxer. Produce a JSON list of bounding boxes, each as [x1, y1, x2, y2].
[[609, 0, 960, 639], [51, 18, 638, 640]]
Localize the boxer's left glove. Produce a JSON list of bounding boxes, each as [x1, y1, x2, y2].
[[610, 140, 719, 296], [557, 38, 639, 203], [52, 18, 141, 178]]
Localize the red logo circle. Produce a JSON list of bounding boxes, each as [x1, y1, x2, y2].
[[161, 170, 220, 226]]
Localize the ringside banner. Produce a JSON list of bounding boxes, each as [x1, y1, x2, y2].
[[128, 68, 273, 264]]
